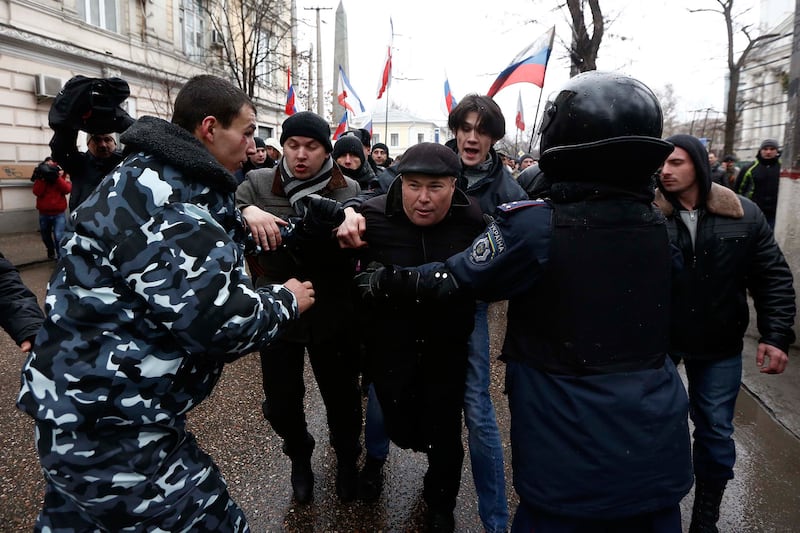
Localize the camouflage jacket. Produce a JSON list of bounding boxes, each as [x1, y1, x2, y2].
[[18, 116, 299, 431]]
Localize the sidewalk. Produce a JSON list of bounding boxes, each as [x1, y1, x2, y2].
[[3, 230, 799, 441], [0, 231, 51, 268]]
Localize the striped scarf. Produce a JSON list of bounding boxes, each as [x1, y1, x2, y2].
[[280, 156, 334, 215]]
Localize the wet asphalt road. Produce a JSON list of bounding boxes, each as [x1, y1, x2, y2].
[[1, 261, 799, 531]]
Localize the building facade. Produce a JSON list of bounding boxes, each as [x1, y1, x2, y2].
[[363, 109, 451, 159], [0, 0, 292, 232]]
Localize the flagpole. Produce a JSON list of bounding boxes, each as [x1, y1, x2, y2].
[[384, 86, 389, 144], [529, 88, 545, 153]]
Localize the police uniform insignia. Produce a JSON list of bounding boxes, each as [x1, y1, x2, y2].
[[469, 222, 506, 264], [498, 199, 545, 212]]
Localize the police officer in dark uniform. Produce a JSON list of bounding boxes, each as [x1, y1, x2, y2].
[[359, 71, 693, 532]]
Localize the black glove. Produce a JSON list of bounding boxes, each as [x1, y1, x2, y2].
[[354, 262, 421, 300], [299, 194, 345, 240]]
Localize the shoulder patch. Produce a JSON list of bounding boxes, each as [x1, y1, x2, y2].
[[469, 221, 507, 264], [497, 199, 546, 212]]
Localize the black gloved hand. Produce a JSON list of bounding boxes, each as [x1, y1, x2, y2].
[[300, 194, 345, 239], [354, 262, 421, 300]]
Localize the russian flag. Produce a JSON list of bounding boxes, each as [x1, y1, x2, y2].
[[444, 78, 457, 114], [516, 91, 525, 131], [487, 26, 555, 97], [360, 115, 373, 138], [333, 111, 348, 140], [285, 67, 297, 116]]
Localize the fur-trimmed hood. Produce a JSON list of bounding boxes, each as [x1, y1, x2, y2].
[[654, 182, 744, 219]]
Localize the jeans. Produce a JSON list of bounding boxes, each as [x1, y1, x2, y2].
[[683, 355, 742, 482], [464, 301, 508, 532], [39, 213, 66, 257], [364, 383, 390, 461]]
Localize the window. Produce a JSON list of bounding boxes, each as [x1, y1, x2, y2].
[[255, 30, 277, 86], [390, 133, 399, 147], [181, 0, 205, 58], [258, 126, 274, 139], [417, 133, 424, 143], [77, 0, 118, 32], [372, 133, 380, 144]]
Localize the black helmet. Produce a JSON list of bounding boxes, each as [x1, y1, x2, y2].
[[538, 71, 672, 182]]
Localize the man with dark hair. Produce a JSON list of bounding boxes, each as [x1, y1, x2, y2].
[[358, 71, 694, 532], [736, 138, 782, 227], [656, 134, 795, 533], [18, 74, 315, 532], [236, 111, 363, 505], [339, 93, 526, 533]]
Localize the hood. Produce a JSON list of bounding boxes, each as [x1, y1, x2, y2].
[[657, 134, 711, 207], [120, 116, 238, 193]]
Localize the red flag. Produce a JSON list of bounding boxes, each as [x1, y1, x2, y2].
[[285, 67, 297, 116], [376, 45, 392, 100], [515, 92, 525, 131], [333, 111, 348, 140]]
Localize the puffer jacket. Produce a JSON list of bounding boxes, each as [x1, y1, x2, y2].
[[18, 116, 299, 431], [654, 183, 795, 359]]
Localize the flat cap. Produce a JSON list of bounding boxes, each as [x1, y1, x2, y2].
[[397, 142, 461, 177]]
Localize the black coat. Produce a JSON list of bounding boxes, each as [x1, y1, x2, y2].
[[0, 252, 43, 346], [655, 184, 796, 359], [357, 181, 485, 450]]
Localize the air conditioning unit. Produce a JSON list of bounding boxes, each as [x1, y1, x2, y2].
[[35, 74, 63, 99], [211, 29, 224, 47]]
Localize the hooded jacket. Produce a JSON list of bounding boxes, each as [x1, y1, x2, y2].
[[736, 151, 781, 219], [655, 134, 795, 360], [18, 116, 299, 431], [0, 251, 43, 346]]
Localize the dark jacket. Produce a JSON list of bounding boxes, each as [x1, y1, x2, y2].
[[0, 251, 43, 346], [50, 128, 124, 211], [340, 160, 377, 191], [655, 183, 795, 359], [357, 179, 484, 450], [656, 135, 795, 359], [736, 153, 781, 219], [236, 163, 361, 344]]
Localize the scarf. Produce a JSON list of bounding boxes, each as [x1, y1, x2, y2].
[[280, 156, 334, 215], [462, 156, 493, 190]]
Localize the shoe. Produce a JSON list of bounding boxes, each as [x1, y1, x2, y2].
[[290, 456, 314, 504], [427, 509, 455, 532], [689, 479, 726, 533], [336, 460, 359, 503], [357, 456, 385, 503]]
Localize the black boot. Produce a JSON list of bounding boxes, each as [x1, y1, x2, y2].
[[290, 456, 314, 504], [357, 456, 385, 503], [336, 458, 359, 503], [426, 508, 455, 532], [689, 479, 726, 533]]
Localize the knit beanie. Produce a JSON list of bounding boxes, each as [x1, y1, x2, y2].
[[372, 142, 389, 156], [760, 138, 779, 150], [280, 111, 333, 152], [254, 136, 266, 149], [332, 136, 365, 165]]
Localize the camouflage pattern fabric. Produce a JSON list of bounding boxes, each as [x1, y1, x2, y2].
[[17, 117, 299, 531]]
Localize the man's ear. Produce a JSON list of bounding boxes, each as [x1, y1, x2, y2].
[[196, 116, 217, 144]]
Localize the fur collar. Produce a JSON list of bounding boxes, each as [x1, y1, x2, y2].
[[120, 116, 238, 193], [654, 182, 744, 219]]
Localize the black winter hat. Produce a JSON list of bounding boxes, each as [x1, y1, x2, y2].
[[722, 154, 736, 162], [372, 142, 389, 155], [280, 111, 333, 152], [254, 136, 266, 149], [332, 136, 366, 165], [397, 142, 461, 177], [348, 128, 371, 147]]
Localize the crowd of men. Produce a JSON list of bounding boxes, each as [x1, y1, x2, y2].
[[1, 71, 795, 533]]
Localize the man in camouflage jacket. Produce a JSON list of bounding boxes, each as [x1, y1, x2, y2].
[[17, 75, 314, 532]]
